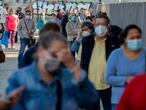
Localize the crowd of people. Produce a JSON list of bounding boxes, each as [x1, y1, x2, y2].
[[0, 2, 146, 110]]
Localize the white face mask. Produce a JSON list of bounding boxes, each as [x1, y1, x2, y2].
[[25, 15, 30, 19], [95, 25, 108, 37], [82, 31, 90, 37]]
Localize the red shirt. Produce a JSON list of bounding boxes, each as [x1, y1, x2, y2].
[[6, 15, 18, 31], [117, 74, 146, 110]]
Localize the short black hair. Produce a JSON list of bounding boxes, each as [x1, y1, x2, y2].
[[81, 21, 95, 33], [96, 11, 110, 25], [38, 31, 67, 49], [86, 16, 93, 22], [4, 3, 8, 6], [17, 7, 22, 11], [25, 10, 31, 14], [120, 24, 142, 45], [39, 22, 61, 34]]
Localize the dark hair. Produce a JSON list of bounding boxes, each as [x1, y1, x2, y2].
[[4, 3, 8, 6], [25, 10, 31, 14], [17, 7, 22, 11], [96, 11, 110, 25], [120, 24, 142, 45], [81, 21, 95, 33], [38, 31, 67, 49], [39, 22, 61, 34], [86, 16, 93, 22]]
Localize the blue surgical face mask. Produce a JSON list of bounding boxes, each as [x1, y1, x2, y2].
[[127, 39, 143, 51], [71, 16, 76, 22]]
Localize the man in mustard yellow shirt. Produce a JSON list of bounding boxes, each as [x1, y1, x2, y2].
[[71, 12, 121, 110]]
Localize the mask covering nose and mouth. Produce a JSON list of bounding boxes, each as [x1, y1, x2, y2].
[[95, 25, 108, 37], [82, 31, 90, 37], [25, 15, 30, 19], [44, 56, 61, 76], [127, 39, 143, 51], [71, 16, 77, 22]]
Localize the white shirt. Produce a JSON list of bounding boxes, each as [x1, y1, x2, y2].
[[0, 7, 7, 23]]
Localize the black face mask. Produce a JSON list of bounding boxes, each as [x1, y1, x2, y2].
[[44, 57, 61, 77], [16, 10, 20, 13]]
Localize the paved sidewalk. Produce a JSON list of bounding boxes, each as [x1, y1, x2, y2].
[[0, 44, 18, 95]]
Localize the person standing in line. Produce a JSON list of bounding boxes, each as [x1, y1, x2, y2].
[[16, 7, 25, 20], [5, 9, 19, 48], [61, 13, 69, 37], [106, 24, 146, 110], [71, 12, 120, 110], [78, 9, 86, 24], [66, 13, 78, 46], [0, 3, 8, 38], [15, 7, 25, 43], [37, 13, 48, 30], [17, 10, 35, 68], [55, 9, 63, 24], [19, 22, 61, 68], [85, 16, 93, 23]]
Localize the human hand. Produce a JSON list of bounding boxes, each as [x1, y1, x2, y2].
[[0, 99, 11, 110], [56, 49, 75, 68], [8, 86, 25, 105], [76, 30, 82, 41], [126, 76, 135, 84], [56, 49, 81, 81]]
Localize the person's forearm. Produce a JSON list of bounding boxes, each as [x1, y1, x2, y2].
[[70, 40, 80, 52], [106, 75, 127, 86]]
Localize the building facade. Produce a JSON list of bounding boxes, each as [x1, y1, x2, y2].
[[4, 0, 146, 4]]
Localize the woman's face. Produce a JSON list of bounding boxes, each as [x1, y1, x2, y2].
[[124, 28, 143, 51], [9, 10, 14, 15], [125, 29, 142, 44]]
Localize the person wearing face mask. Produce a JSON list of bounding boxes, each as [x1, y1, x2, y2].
[[6, 31, 98, 110], [18, 10, 35, 68], [70, 21, 95, 57], [16, 7, 25, 20], [15, 7, 25, 43], [71, 12, 120, 110], [66, 13, 79, 46], [85, 16, 93, 23], [106, 24, 146, 110], [19, 22, 61, 68]]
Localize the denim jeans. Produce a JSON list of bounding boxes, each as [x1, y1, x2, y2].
[[97, 87, 111, 110], [18, 38, 30, 68], [112, 104, 117, 110]]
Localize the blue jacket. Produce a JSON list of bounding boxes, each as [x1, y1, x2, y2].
[[6, 62, 98, 110]]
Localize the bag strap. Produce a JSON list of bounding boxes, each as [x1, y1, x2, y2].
[[23, 19, 29, 34], [56, 80, 62, 110]]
